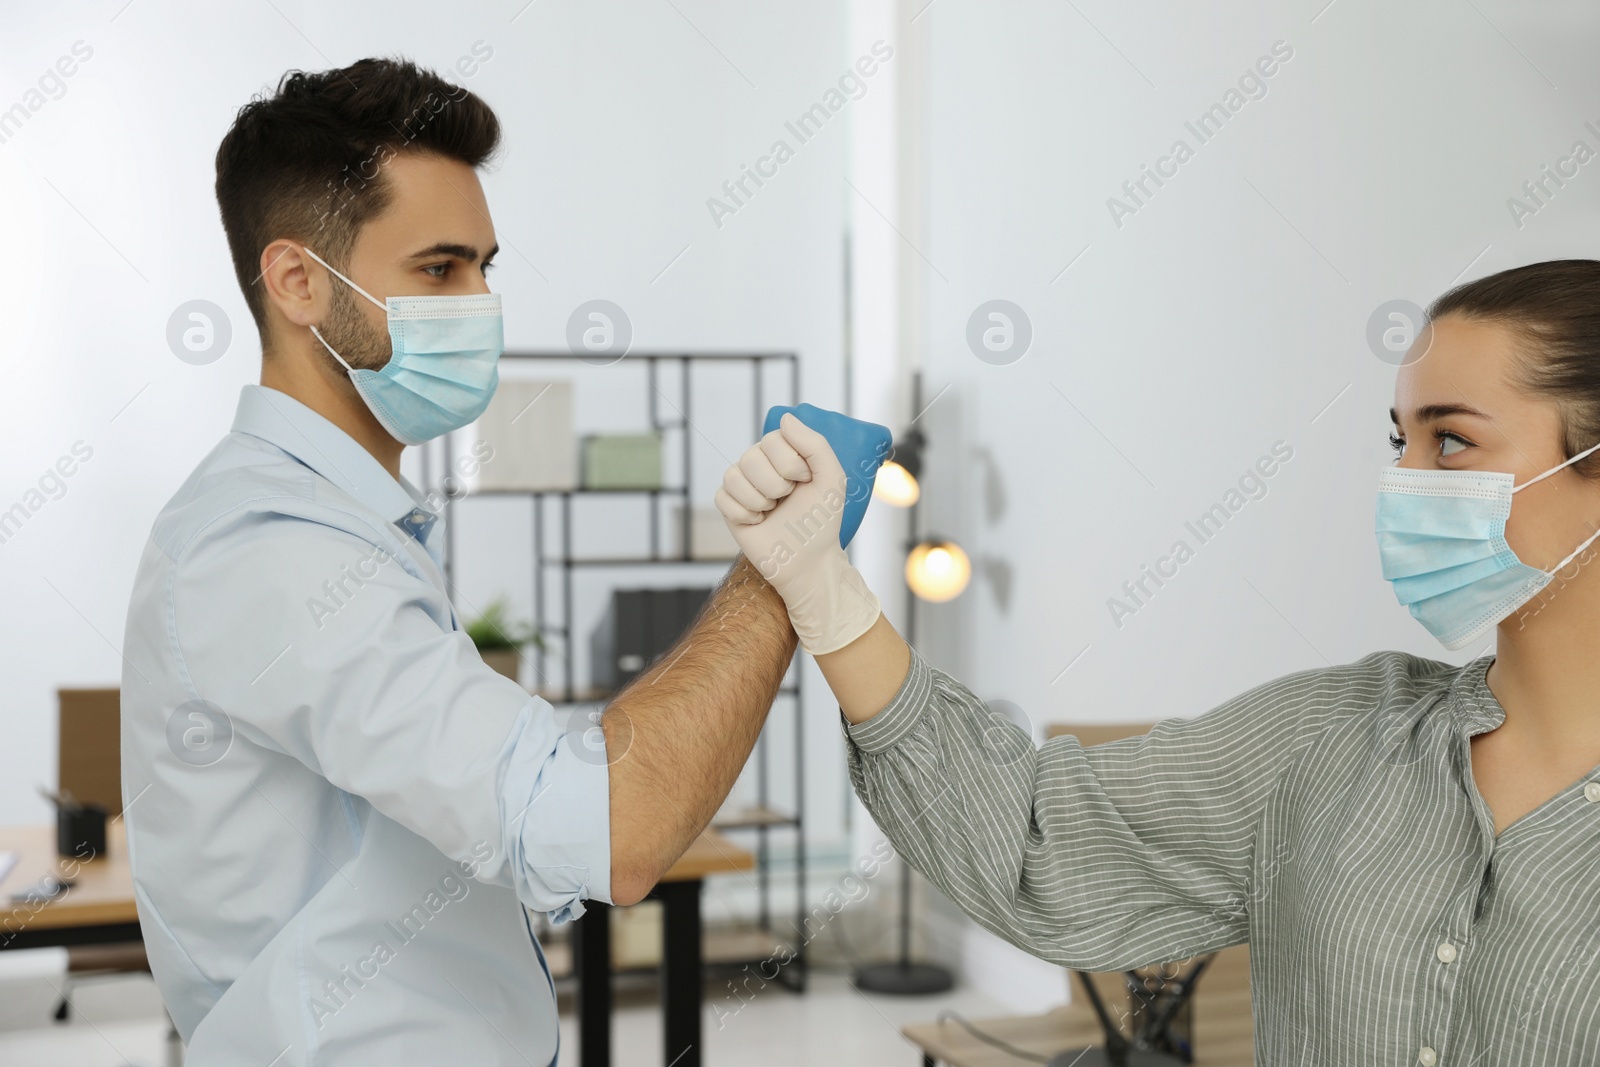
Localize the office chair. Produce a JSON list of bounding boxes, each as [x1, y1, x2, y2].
[[1048, 954, 1215, 1066]]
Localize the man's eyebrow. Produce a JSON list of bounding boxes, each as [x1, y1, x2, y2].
[[1388, 402, 1493, 426], [406, 241, 499, 263]]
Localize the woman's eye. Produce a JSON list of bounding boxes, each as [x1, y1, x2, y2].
[[1388, 433, 1405, 456], [1438, 431, 1469, 457]]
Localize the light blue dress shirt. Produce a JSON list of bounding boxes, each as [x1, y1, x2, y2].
[[119, 384, 611, 1065]]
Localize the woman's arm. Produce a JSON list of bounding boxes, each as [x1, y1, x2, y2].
[[815, 611, 912, 723], [840, 642, 1351, 971], [714, 413, 1349, 969]]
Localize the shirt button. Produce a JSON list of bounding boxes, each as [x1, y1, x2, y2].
[[1585, 781, 1600, 803], [1419, 1047, 1438, 1067], [1436, 941, 1458, 964]]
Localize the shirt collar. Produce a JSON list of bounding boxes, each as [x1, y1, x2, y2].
[[230, 385, 442, 555], [1447, 653, 1505, 737]]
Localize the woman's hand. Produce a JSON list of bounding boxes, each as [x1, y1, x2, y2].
[[715, 413, 882, 656]]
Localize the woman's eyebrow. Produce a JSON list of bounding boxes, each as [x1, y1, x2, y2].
[[1389, 402, 1493, 426]]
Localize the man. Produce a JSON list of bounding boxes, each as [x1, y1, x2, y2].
[[120, 57, 806, 1064]]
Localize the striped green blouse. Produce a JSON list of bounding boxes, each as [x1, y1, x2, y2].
[[842, 646, 1600, 1066]]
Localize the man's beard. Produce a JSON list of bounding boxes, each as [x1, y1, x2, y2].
[[320, 282, 391, 373]]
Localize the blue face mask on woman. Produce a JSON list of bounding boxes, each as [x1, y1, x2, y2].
[[302, 246, 503, 445], [1375, 439, 1600, 649]]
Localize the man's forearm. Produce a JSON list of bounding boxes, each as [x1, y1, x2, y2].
[[603, 555, 797, 905]]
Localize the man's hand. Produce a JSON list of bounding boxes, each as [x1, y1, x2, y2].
[[714, 413, 882, 656]]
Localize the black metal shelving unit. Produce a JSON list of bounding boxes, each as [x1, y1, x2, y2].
[[437, 351, 808, 992]]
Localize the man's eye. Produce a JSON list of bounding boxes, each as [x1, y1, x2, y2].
[[482, 261, 496, 276], [423, 263, 449, 278]]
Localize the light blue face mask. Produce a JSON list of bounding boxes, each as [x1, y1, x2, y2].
[[302, 246, 503, 445], [1375, 440, 1600, 649]]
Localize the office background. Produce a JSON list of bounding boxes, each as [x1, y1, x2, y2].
[[4, 0, 1599, 1016]]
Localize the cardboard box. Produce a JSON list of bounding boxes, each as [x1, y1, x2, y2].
[[59, 688, 121, 817], [474, 380, 577, 491], [671, 505, 740, 561]]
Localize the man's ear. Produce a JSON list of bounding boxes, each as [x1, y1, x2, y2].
[[258, 240, 324, 329]]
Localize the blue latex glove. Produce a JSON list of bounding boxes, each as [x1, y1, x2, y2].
[[762, 403, 893, 547]]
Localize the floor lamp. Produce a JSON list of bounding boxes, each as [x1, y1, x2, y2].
[[853, 371, 957, 996]]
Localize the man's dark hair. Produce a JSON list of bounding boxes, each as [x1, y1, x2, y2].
[[215, 56, 500, 335]]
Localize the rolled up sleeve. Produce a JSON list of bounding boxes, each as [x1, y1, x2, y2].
[[499, 702, 611, 923]]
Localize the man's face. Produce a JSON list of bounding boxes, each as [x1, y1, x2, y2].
[[316, 151, 499, 371]]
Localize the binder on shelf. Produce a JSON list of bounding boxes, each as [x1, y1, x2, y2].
[[590, 587, 712, 690]]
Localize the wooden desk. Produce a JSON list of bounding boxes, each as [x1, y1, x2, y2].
[[904, 946, 1254, 1067], [573, 829, 754, 1067], [1, 820, 754, 1067], [0, 822, 140, 951]]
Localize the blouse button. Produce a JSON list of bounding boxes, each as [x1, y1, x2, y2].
[[1584, 780, 1600, 803], [1419, 1047, 1439, 1067], [1436, 941, 1457, 964]]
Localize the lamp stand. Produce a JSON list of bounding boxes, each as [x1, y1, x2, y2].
[[853, 371, 954, 997]]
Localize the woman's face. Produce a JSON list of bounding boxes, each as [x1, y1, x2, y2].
[[1392, 313, 1600, 575]]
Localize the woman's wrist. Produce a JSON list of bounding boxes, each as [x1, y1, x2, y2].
[[815, 611, 913, 724], [778, 555, 883, 656]]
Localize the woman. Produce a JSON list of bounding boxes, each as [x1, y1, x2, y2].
[[716, 260, 1600, 1066]]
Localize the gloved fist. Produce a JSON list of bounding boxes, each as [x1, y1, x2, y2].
[[715, 413, 882, 655]]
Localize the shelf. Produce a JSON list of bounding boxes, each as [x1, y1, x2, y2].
[[468, 486, 689, 497], [445, 350, 808, 991], [713, 805, 800, 830], [499, 351, 797, 362], [549, 556, 739, 567], [531, 683, 799, 706], [702, 924, 796, 966], [540, 921, 796, 979], [532, 687, 613, 704]]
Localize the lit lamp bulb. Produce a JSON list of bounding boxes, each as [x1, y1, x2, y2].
[[873, 460, 921, 508], [905, 539, 971, 602]]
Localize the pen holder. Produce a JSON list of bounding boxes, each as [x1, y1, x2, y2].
[[58, 803, 107, 859]]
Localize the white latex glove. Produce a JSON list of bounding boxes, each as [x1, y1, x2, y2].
[[715, 413, 882, 655]]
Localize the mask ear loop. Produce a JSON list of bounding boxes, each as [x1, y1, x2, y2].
[[309, 324, 356, 374], [1511, 439, 1600, 492], [301, 245, 390, 375], [1507, 439, 1600, 577], [1548, 522, 1600, 577]]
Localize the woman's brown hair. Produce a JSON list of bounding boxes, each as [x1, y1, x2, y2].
[[1430, 259, 1600, 478]]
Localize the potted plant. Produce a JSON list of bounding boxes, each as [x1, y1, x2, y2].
[[464, 597, 542, 683]]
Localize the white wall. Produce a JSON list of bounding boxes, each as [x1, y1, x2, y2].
[[888, 0, 1600, 1010], [0, 1, 856, 869]]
